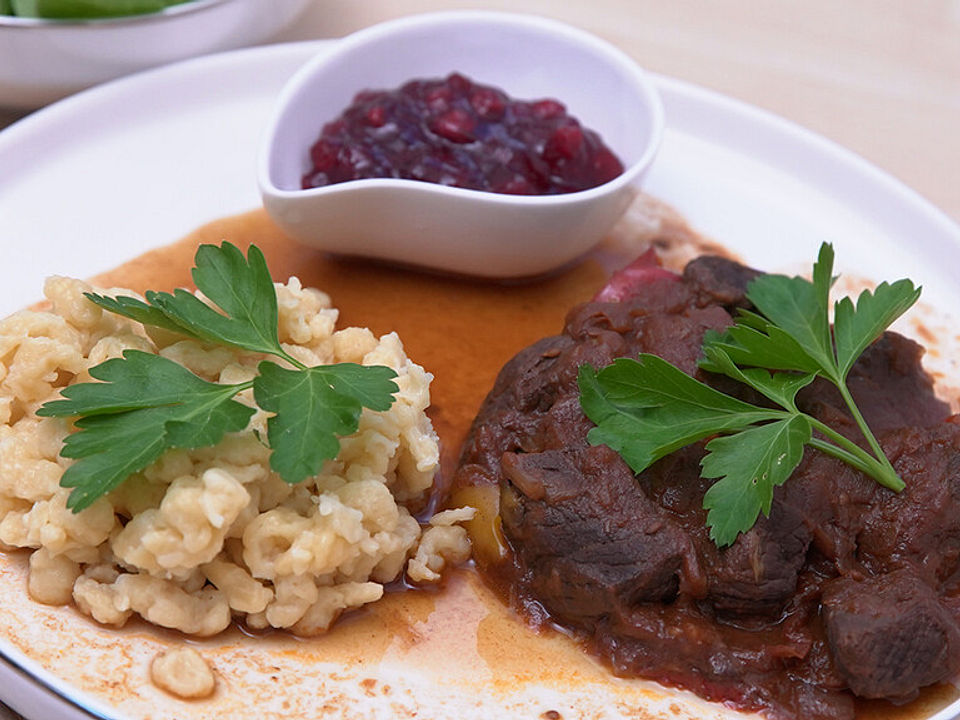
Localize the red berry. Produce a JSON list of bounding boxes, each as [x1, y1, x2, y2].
[[301, 73, 623, 194], [425, 85, 452, 111], [532, 99, 565, 119], [365, 105, 386, 127], [545, 124, 584, 160], [309, 139, 338, 172], [352, 90, 378, 104], [591, 147, 624, 182], [470, 88, 506, 120], [446, 73, 472, 95], [428, 108, 477, 143], [493, 176, 536, 195], [322, 119, 345, 135]]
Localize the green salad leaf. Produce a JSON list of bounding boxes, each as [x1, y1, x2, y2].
[[6, 0, 190, 19]]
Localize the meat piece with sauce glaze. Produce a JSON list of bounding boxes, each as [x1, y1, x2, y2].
[[454, 252, 960, 720]]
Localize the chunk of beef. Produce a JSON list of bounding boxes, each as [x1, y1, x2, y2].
[[490, 334, 577, 415], [777, 452, 876, 572], [455, 251, 960, 720], [703, 503, 812, 618], [821, 569, 960, 701], [847, 333, 950, 429], [683, 254, 761, 308], [564, 299, 734, 379], [642, 446, 814, 618], [499, 446, 700, 624], [857, 421, 960, 583], [798, 332, 950, 440]]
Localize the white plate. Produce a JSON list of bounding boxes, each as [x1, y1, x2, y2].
[[0, 40, 959, 720]]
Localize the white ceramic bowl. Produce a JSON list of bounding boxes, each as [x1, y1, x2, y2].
[[259, 11, 664, 279], [0, 0, 313, 109]]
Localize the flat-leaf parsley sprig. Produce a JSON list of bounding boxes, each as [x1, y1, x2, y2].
[[578, 243, 920, 547], [39, 242, 399, 512]]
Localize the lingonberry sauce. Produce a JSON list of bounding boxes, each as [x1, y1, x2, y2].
[[302, 73, 624, 195]]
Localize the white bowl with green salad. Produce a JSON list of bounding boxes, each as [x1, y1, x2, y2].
[[0, 0, 313, 109]]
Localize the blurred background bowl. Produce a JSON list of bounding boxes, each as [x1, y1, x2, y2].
[[0, 0, 314, 109]]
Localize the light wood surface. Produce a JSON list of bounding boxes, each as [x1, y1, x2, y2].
[[0, 1, 958, 718]]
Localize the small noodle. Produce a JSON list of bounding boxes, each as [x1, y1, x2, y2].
[[0, 274, 473, 640]]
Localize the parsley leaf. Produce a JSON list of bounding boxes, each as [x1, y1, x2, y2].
[[701, 415, 810, 546], [743, 243, 837, 377], [699, 313, 822, 375], [579, 242, 919, 546], [254, 362, 400, 484], [39, 351, 254, 511], [833, 279, 921, 379], [39, 348, 229, 417], [40, 243, 399, 512], [699, 344, 816, 410], [86, 242, 301, 365], [578, 356, 782, 474], [151, 243, 288, 358], [83, 294, 190, 337]]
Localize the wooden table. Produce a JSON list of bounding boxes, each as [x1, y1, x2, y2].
[[0, 1, 957, 717]]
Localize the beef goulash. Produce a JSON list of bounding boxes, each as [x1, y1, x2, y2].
[[454, 251, 960, 720]]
